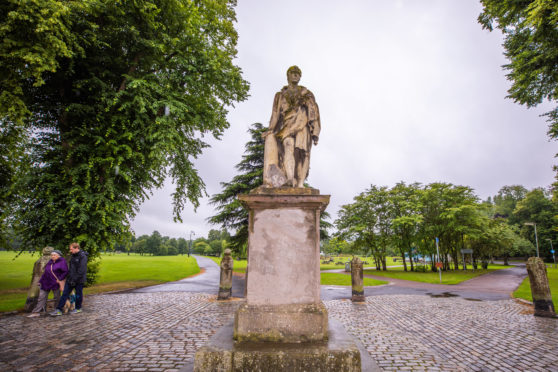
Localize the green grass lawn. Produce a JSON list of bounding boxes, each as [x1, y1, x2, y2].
[[320, 256, 400, 271], [363, 264, 513, 285], [513, 265, 558, 306], [207, 256, 387, 287], [0, 252, 199, 313], [208, 256, 248, 273], [320, 273, 387, 286]]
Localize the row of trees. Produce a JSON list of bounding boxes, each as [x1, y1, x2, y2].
[[332, 182, 555, 272], [114, 228, 230, 257]]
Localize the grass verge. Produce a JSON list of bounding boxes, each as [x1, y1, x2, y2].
[[363, 264, 513, 285], [513, 265, 558, 306], [0, 252, 199, 313], [320, 273, 387, 286]]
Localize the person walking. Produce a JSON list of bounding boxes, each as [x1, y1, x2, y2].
[[27, 250, 68, 318], [50, 242, 88, 316]]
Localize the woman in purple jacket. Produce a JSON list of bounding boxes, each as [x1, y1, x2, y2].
[[27, 250, 68, 318]]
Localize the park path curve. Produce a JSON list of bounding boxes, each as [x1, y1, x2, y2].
[[320, 264, 528, 301], [132, 256, 526, 301], [132, 255, 245, 297]]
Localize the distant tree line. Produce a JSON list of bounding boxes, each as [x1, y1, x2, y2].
[[328, 183, 556, 272], [116, 229, 231, 257]]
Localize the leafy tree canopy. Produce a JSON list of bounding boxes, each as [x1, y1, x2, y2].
[[1, 0, 249, 262], [478, 1, 558, 156]]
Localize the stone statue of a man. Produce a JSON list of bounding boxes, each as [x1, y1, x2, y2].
[[262, 66, 321, 188]]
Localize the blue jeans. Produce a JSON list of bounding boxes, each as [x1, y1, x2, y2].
[[57, 282, 84, 310]]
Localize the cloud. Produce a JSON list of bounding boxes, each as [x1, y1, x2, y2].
[[131, 0, 556, 238]]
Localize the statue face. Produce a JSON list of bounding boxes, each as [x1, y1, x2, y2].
[[287, 71, 300, 85]]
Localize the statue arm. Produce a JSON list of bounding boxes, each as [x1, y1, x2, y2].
[[263, 92, 282, 138], [306, 92, 321, 144]]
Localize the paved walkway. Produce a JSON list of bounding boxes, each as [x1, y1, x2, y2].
[[1, 258, 557, 371], [322, 265, 528, 301], [132, 256, 245, 298]]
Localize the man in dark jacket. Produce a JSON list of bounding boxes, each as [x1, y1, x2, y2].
[[50, 242, 88, 316]]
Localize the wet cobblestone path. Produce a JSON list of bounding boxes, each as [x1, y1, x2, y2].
[[1, 292, 557, 371]]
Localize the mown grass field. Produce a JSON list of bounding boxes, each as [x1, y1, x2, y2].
[[319, 256, 400, 271], [0, 252, 199, 313], [363, 264, 513, 285], [208, 256, 387, 286], [320, 273, 387, 286], [513, 265, 558, 306]]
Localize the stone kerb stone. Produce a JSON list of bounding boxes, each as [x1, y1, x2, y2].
[[218, 249, 234, 300], [526, 257, 556, 318], [351, 257, 365, 302], [235, 188, 330, 343]]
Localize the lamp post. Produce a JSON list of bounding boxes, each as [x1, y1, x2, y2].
[[548, 238, 556, 268], [524, 222, 539, 258], [188, 231, 195, 257]]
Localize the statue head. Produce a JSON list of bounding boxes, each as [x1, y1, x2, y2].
[[287, 65, 301, 84], [224, 248, 232, 257], [42, 246, 54, 256]]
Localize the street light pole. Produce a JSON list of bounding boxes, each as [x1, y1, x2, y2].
[[524, 222, 539, 258], [548, 238, 556, 268], [188, 231, 195, 257]]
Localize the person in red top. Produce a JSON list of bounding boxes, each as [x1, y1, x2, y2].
[[27, 250, 68, 318]]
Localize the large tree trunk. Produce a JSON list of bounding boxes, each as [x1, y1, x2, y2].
[[400, 250, 407, 271], [408, 249, 414, 271]]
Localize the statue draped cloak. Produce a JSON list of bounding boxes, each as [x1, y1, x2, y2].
[[263, 85, 321, 185]]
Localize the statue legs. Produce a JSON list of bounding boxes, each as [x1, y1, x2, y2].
[[282, 137, 296, 187], [295, 149, 310, 188]]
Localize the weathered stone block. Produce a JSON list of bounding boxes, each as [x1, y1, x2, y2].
[[218, 249, 233, 300], [351, 257, 365, 302], [526, 257, 556, 318], [194, 320, 361, 372], [234, 302, 328, 343]]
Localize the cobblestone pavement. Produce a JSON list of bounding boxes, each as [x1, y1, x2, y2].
[[1, 292, 557, 371]]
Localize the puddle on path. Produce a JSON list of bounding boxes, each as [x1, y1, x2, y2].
[[426, 292, 458, 298]]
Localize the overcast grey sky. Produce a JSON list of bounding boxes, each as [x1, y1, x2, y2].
[[131, 0, 556, 239]]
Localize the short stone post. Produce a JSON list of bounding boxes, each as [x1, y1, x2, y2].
[[351, 257, 365, 302], [526, 257, 556, 318], [25, 246, 54, 312], [218, 249, 233, 300]]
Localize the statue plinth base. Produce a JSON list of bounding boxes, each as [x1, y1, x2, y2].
[[194, 188, 363, 371], [194, 320, 362, 372], [236, 188, 329, 342], [234, 302, 328, 343]]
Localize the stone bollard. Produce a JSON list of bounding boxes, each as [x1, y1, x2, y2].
[[351, 257, 365, 302], [218, 249, 233, 300], [526, 257, 556, 318], [25, 246, 54, 312]]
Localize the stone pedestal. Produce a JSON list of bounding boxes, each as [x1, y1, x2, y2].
[[526, 257, 556, 318], [194, 187, 362, 371], [351, 257, 365, 302], [218, 249, 233, 300], [235, 187, 330, 342], [194, 320, 361, 372]]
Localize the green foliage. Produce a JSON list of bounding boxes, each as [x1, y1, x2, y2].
[[478, 1, 558, 178], [336, 182, 531, 271], [208, 123, 265, 255], [1, 0, 249, 275]]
